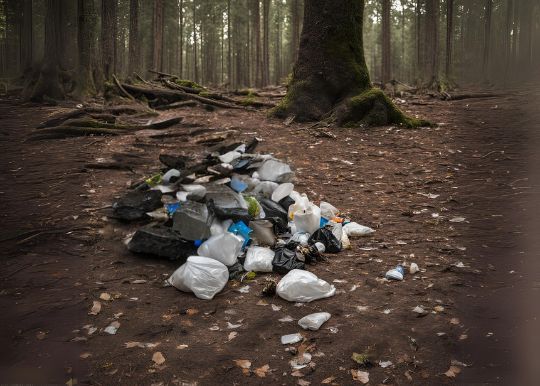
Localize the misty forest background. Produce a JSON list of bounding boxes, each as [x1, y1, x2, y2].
[[1, 0, 539, 96]]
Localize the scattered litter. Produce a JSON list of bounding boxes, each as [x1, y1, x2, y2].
[[233, 359, 252, 375], [104, 321, 120, 335], [379, 360, 393, 368], [279, 315, 294, 323], [254, 364, 270, 378], [290, 352, 312, 369], [271, 304, 282, 312], [238, 285, 250, 293], [385, 265, 405, 281], [298, 312, 331, 331], [228, 332, 238, 341], [409, 262, 419, 274], [449, 216, 466, 223], [99, 292, 111, 301], [227, 322, 242, 329], [281, 333, 303, 345], [89, 300, 101, 315], [168, 256, 229, 300], [277, 269, 336, 303], [176, 344, 189, 349], [350, 369, 370, 384], [412, 306, 428, 316]]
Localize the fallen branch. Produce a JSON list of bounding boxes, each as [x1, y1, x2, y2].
[[155, 101, 198, 110], [441, 92, 502, 101]]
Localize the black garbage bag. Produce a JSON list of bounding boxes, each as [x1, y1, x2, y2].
[[112, 190, 163, 221], [207, 199, 253, 223], [272, 245, 305, 274], [159, 154, 188, 170], [308, 227, 342, 253], [127, 224, 195, 261], [259, 198, 289, 224], [228, 261, 245, 280], [278, 195, 295, 212]]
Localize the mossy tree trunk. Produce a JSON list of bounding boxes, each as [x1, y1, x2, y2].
[[29, 0, 65, 101], [273, 0, 427, 127], [73, 0, 98, 100]]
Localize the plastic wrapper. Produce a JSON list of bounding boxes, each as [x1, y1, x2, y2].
[[244, 246, 275, 272], [298, 312, 331, 330], [343, 222, 375, 237], [276, 269, 336, 302], [168, 256, 229, 300]]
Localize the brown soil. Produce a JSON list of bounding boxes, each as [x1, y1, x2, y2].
[[1, 86, 539, 385]]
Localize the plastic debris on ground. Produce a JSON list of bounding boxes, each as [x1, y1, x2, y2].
[[298, 312, 332, 331], [112, 138, 375, 301]]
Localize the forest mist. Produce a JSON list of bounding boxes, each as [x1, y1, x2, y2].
[[0, 0, 539, 95]]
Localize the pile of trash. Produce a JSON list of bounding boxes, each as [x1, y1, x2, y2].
[[112, 138, 375, 301]]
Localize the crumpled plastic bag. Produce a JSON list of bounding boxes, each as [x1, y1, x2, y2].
[[272, 246, 305, 274], [298, 312, 331, 330], [343, 222, 375, 237], [168, 256, 229, 300], [276, 269, 336, 302], [197, 232, 244, 266], [320, 201, 339, 219], [244, 246, 275, 272], [308, 227, 342, 253]]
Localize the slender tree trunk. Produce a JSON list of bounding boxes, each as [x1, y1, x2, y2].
[[128, 0, 139, 75], [400, 0, 406, 82], [227, 0, 232, 86], [192, 1, 198, 82], [30, 0, 64, 100], [415, 0, 422, 82], [445, 0, 453, 80], [262, 0, 270, 86], [425, 0, 439, 86], [20, 0, 33, 73], [180, 0, 184, 77], [483, 0, 492, 76], [504, 0, 514, 81], [74, 0, 98, 99], [252, 0, 261, 87], [275, 3, 282, 84], [101, 0, 117, 79], [152, 0, 163, 71], [381, 0, 391, 85], [290, 0, 300, 68]]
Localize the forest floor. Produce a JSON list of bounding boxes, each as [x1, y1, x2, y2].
[[1, 85, 539, 386]]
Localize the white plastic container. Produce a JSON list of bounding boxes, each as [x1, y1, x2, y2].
[[168, 256, 229, 300], [293, 204, 321, 235]]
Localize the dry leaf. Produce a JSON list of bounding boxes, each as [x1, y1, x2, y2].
[[152, 352, 166, 366], [254, 364, 270, 378], [99, 292, 111, 301], [89, 301, 101, 315], [434, 305, 445, 312], [186, 308, 199, 316], [404, 370, 413, 381], [176, 344, 189, 350], [321, 376, 336, 384], [298, 379, 311, 386], [36, 331, 47, 340], [459, 334, 468, 340], [444, 365, 461, 378], [351, 369, 369, 384], [257, 299, 269, 306], [450, 317, 460, 325], [228, 332, 238, 341], [234, 359, 251, 375], [79, 352, 92, 359], [291, 370, 304, 377]]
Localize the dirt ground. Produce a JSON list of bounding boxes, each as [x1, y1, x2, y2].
[[1, 85, 539, 386]]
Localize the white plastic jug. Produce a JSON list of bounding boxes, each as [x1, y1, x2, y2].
[[293, 204, 321, 235]]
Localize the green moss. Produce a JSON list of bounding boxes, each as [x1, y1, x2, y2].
[[270, 80, 310, 118], [174, 79, 205, 91], [240, 90, 258, 106]]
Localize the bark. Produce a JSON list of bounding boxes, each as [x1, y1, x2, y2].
[[128, 0, 139, 75], [180, 0, 184, 77], [262, 0, 270, 86], [30, 0, 65, 101], [381, 0, 391, 85], [101, 0, 117, 80], [425, 0, 439, 85], [252, 0, 261, 87], [227, 0, 232, 86], [74, 0, 98, 99], [290, 0, 300, 67], [192, 1, 198, 82], [483, 0, 492, 75], [152, 0, 164, 71], [445, 0, 453, 79], [273, 0, 427, 127]]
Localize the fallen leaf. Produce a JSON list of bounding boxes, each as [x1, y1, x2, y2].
[[227, 322, 242, 329], [152, 352, 166, 366], [36, 331, 48, 340], [449, 217, 466, 223], [459, 334, 468, 340], [228, 332, 238, 341], [404, 370, 413, 381], [444, 365, 461, 378], [176, 344, 189, 350], [186, 308, 198, 316], [125, 341, 141, 348], [351, 352, 371, 366], [351, 369, 369, 384], [99, 292, 111, 301], [257, 299, 269, 306], [434, 305, 445, 312], [321, 376, 336, 384], [297, 379, 311, 386], [254, 364, 270, 378], [79, 352, 92, 359], [104, 321, 120, 335], [450, 317, 460, 325], [89, 301, 101, 315], [234, 359, 251, 375], [291, 370, 304, 377]]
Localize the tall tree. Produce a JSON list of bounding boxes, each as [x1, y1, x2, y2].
[[128, 0, 139, 75], [290, 0, 300, 67], [483, 0, 492, 75], [20, 0, 33, 73], [381, 0, 391, 85], [424, 0, 439, 86], [273, 0, 425, 128], [29, 0, 64, 100], [101, 0, 117, 79], [74, 0, 98, 99], [445, 0, 453, 80], [252, 0, 261, 87], [262, 0, 270, 86], [152, 0, 164, 71]]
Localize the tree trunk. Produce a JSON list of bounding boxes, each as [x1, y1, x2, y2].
[[425, 0, 439, 86], [128, 0, 139, 75], [192, 1, 198, 82], [445, 0, 453, 80], [180, 0, 184, 77], [483, 0, 492, 76], [252, 0, 261, 87], [74, 0, 98, 99], [504, 0, 514, 81], [273, 0, 426, 127], [262, 0, 270, 86], [29, 0, 65, 101], [227, 0, 232, 86], [381, 0, 391, 85], [152, 0, 164, 71], [20, 0, 33, 72], [101, 0, 117, 80], [290, 0, 300, 69]]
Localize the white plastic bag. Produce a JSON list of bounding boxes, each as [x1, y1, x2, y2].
[[341, 230, 351, 249], [277, 269, 336, 303], [209, 219, 234, 237], [343, 222, 375, 237], [244, 246, 274, 272], [197, 232, 244, 266], [168, 256, 229, 300], [298, 312, 331, 330], [293, 204, 321, 235], [320, 201, 339, 219], [272, 183, 294, 202], [257, 159, 294, 182]]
